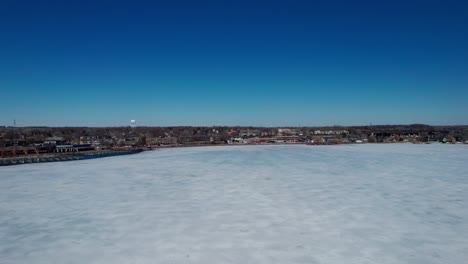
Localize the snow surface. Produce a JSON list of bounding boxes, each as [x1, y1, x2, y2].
[[1, 144, 468, 264]]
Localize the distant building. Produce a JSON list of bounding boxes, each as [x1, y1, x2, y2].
[[227, 138, 247, 144], [260, 130, 276, 137], [314, 130, 348, 135], [239, 129, 258, 137], [55, 144, 94, 152], [44, 137, 66, 145], [146, 137, 177, 146], [275, 136, 300, 143], [277, 128, 299, 136], [179, 135, 211, 143], [79, 135, 113, 145]]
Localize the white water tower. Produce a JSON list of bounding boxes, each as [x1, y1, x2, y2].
[[130, 120, 136, 132]]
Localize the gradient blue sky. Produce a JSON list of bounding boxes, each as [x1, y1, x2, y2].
[[1, 0, 467, 127]]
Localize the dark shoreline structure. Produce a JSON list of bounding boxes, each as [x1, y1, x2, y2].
[[0, 149, 144, 167]]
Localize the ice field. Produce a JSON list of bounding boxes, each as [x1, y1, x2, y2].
[[1, 144, 468, 263]]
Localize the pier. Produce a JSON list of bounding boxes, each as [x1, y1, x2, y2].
[[0, 149, 144, 167]]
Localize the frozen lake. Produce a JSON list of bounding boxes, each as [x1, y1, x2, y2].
[[1, 144, 468, 264]]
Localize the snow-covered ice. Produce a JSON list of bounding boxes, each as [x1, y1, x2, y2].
[[1, 144, 468, 264]]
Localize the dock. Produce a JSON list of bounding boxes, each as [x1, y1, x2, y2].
[[0, 149, 144, 167]]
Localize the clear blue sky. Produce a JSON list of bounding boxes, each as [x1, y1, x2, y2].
[[1, 0, 467, 127]]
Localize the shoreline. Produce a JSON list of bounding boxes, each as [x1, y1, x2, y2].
[[1, 142, 464, 167]]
